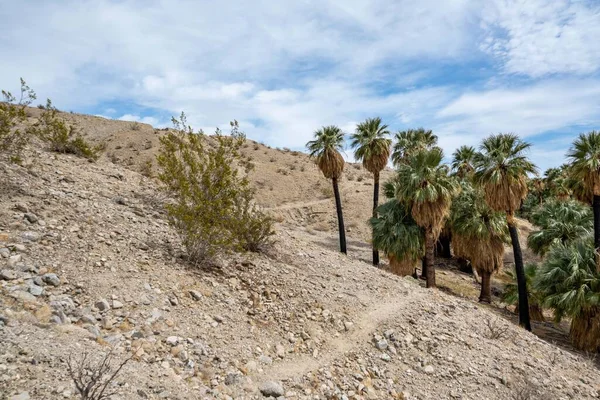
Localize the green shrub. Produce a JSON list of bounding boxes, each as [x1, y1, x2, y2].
[[157, 114, 274, 264], [33, 100, 101, 160], [0, 78, 37, 163]]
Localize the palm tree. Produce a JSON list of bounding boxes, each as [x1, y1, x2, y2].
[[391, 128, 438, 166], [567, 131, 600, 270], [370, 198, 424, 276], [450, 181, 508, 303], [351, 117, 392, 265], [503, 264, 545, 322], [473, 133, 537, 331], [535, 238, 600, 351], [394, 148, 459, 288], [307, 126, 347, 254], [527, 199, 592, 257], [451, 145, 476, 179]]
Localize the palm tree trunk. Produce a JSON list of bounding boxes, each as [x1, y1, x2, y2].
[[479, 270, 491, 303], [507, 214, 531, 331], [424, 228, 436, 288], [372, 171, 380, 266], [593, 195, 600, 272], [332, 177, 347, 254], [420, 257, 427, 279]]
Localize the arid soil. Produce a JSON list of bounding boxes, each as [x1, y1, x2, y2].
[[1, 112, 599, 399]]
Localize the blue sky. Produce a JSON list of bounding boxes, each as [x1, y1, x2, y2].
[[2, 0, 600, 171]]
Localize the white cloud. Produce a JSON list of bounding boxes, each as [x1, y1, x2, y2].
[[1, 0, 599, 172], [481, 0, 600, 77]]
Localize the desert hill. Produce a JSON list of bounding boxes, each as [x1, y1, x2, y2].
[[1, 110, 599, 399]]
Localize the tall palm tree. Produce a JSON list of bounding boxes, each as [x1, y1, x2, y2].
[[567, 131, 600, 270], [391, 128, 438, 166], [394, 148, 459, 288], [307, 126, 347, 254], [351, 117, 392, 265], [450, 181, 508, 303], [473, 133, 538, 331], [535, 238, 600, 351], [527, 199, 592, 257], [451, 145, 476, 179]]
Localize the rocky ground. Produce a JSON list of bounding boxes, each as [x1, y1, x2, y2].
[[1, 147, 600, 400]]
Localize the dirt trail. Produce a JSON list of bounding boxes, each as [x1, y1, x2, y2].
[[259, 287, 427, 381], [266, 198, 331, 211]]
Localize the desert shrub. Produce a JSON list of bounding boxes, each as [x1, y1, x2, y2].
[[140, 159, 153, 177], [67, 348, 131, 400], [0, 78, 37, 163], [253, 144, 260, 150], [33, 100, 101, 160], [130, 121, 141, 131], [269, 157, 276, 162], [157, 114, 274, 264]]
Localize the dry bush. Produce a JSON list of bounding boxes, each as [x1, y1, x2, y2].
[[130, 121, 141, 131], [157, 115, 274, 264], [300, 165, 306, 172], [483, 317, 510, 340], [139, 160, 153, 178], [66, 348, 132, 400], [253, 144, 260, 150], [0, 78, 37, 163], [34, 100, 101, 161], [512, 380, 542, 400], [269, 157, 276, 162]]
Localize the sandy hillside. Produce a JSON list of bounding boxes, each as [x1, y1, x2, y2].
[[0, 112, 598, 400]]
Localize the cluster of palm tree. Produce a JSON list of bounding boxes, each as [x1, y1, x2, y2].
[[307, 124, 600, 347]]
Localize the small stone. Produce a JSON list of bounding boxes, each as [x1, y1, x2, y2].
[[80, 314, 96, 324], [1, 269, 18, 280], [8, 254, 22, 267], [424, 365, 435, 374], [375, 339, 388, 350], [344, 321, 354, 331], [21, 231, 40, 242], [380, 353, 392, 362], [259, 381, 284, 397], [213, 315, 224, 323], [42, 273, 60, 286], [24, 213, 39, 223], [258, 355, 273, 364], [28, 285, 44, 297], [190, 290, 203, 300], [10, 392, 30, 400], [276, 344, 285, 358], [225, 373, 242, 386], [9, 290, 36, 302], [85, 325, 101, 337], [168, 296, 178, 306], [0, 248, 9, 258], [95, 299, 110, 311], [112, 300, 124, 309], [166, 336, 179, 346]]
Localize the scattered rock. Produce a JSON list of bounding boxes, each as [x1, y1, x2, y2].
[[28, 285, 44, 297], [424, 365, 435, 374], [112, 300, 124, 309], [7, 254, 22, 267], [42, 273, 60, 286], [189, 290, 203, 301], [24, 213, 39, 223], [1, 269, 18, 281], [95, 299, 110, 311], [259, 381, 284, 397]]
